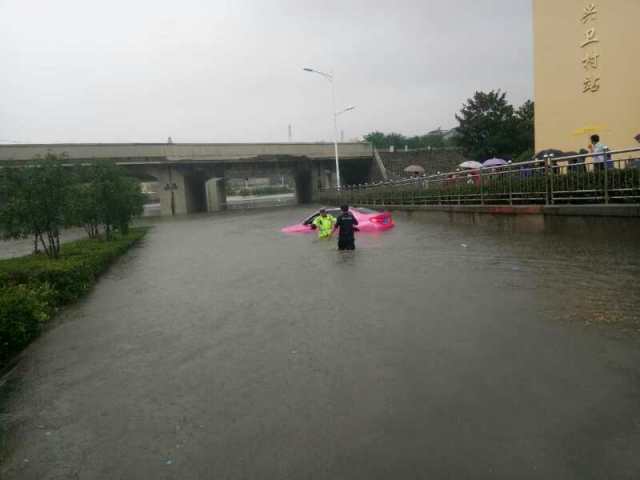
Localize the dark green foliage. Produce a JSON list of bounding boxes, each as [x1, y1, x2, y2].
[[515, 148, 535, 163], [455, 90, 534, 162], [456, 90, 516, 161], [364, 131, 452, 150], [0, 228, 148, 367], [363, 91, 535, 159], [68, 162, 145, 240], [0, 155, 73, 258], [363, 131, 387, 149], [515, 100, 535, 158], [1, 157, 145, 254], [68, 167, 102, 238], [0, 284, 53, 363], [0, 228, 148, 304]]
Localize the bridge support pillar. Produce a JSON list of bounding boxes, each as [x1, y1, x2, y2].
[[157, 167, 187, 215], [295, 162, 313, 204], [206, 178, 227, 212], [156, 167, 212, 216]]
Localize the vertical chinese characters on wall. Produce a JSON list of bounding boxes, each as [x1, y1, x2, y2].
[[580, 3, 601, 93]]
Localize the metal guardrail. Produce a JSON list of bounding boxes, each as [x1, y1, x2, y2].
[[319, 147, 640, 207]]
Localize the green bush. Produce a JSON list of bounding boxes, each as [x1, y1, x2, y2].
[[0, 227, 148, 367], [0, 284, 53, 363], [0, 255, 93, 305], [0, 229, 148, 305]]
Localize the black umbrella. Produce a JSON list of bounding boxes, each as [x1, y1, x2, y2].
[[534, 149, 565, 160]]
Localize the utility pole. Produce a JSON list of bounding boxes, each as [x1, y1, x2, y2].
[[303, 67, 356, 190]]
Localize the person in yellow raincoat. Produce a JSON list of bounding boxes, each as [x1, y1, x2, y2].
[[312, 209, 336, 239]]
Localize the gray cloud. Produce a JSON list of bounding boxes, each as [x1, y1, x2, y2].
[[0, 0, 532, 143]]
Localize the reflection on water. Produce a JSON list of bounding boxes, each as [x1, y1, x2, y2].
[[1, 206, 640, 479]]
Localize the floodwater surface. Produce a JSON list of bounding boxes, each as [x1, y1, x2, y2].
[[1, 207, 640, 479]]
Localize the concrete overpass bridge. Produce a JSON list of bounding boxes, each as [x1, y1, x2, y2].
[[0, 142, 379, 215]]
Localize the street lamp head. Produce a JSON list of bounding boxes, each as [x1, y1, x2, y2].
[[336, 105, 356, 116], [303, 67, 333, 80]]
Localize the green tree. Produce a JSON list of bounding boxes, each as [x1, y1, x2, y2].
[[1, 159, 145, 254], [455, 90, 520, 161], [363, 131, 387, 149], [515, 100, 535, 157], [68, 165, 102, 239], [68, 162, 144, 239], [0, 155, 72, 258], [365, 130, 456, 151], [112, 175, 145, 235], [363, 131, 408, 150], [414, 134, 446, 149], [385, 133, 407, 149], [86, 162, 143, 239]]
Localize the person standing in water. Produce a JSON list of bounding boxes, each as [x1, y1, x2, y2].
[[312, 208, 336, 239], [333, 205, 359, 250]]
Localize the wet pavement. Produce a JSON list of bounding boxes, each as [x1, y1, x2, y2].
[[1, 207, 640, 479]]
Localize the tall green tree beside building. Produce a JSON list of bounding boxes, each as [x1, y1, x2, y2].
[[514, 100, 535, 161], [455, 90, 534, 161]]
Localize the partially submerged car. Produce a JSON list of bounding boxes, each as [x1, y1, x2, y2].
[[282, 207, 394, 234]]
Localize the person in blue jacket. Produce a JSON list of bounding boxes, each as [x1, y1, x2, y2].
[[333, 205, 359, 250]]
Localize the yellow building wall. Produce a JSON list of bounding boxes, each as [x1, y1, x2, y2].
[[533, 0, 640, 153]]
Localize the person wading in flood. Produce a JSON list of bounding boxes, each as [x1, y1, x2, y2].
[[333, 205, 359, 250], [312, 208, 336, 239]]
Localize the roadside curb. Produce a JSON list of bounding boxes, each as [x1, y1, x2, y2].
[[351, 203, 640, 218]]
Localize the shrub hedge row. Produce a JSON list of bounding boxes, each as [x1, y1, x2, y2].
[[0, 228, 148, 366]]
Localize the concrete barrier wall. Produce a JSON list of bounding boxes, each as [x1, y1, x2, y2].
[[379, 149, 468, 178]]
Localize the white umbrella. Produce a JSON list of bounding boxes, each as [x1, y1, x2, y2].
[[459, 160, 483, 169], [404, 165, 425, 174]]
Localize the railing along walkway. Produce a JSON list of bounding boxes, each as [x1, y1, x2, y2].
[[320, 147, 640, 207]]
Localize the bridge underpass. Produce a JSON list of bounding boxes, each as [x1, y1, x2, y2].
[[0, 143, 379, 215], [134, 158, 316, 216]]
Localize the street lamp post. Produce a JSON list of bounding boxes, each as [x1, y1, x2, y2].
[[303, 67, 355, 190]]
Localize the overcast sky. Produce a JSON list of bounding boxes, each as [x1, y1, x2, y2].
[[0, 0, 532, 144]]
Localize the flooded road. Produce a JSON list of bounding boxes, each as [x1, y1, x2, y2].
[[2, 207, 640, 479]]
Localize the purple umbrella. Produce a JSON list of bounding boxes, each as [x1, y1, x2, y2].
[[483, 158, 507, 167]]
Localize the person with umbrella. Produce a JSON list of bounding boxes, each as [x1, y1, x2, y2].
[[459, 161, 483, 186]]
